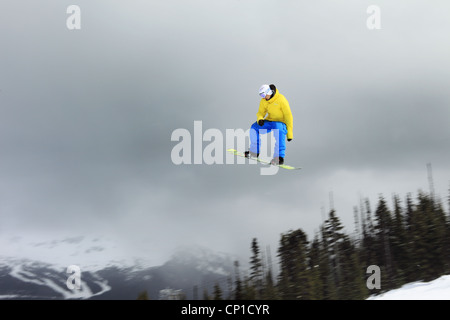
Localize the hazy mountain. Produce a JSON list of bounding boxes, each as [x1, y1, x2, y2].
[[0, 238, 239, 300]]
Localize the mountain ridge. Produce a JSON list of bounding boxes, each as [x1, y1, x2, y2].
[[0, 242, 239, 300]]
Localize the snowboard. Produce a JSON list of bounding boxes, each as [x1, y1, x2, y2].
[[227, 149, 302, 170]]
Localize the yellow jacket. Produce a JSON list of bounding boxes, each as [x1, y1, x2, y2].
[[256, 90, 293, 140]]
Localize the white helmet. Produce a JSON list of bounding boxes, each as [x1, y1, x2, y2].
[[259, 84, 273, 98]]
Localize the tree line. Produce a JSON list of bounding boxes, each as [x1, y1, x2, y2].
[[204, 189, 450, 300]]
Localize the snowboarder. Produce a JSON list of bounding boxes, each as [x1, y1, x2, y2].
[[245, 84, 293, 165]]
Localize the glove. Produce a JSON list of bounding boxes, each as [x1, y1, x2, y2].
[[258, 119, 264, 126], [287, 139, 292, 142]]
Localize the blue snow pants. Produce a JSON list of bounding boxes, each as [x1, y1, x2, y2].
[[249, 121, 287, 158]]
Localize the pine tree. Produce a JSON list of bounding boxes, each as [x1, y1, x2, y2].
[[213, 283, 223, 300], [405, 192, 415, 231], [359, 197, 378, 295], [445, 184, 450, 273], [390, 194, 408, 285], [432, 199, 448, 277], [249, 238, 263, 299], [415, 192, 447, 281], [226, 276, 233, 300], [242, 275, 257, 299], [203, 288, 211, 300], [323, 209, 346, 297], [336, 237, 366, 299], [277, 228, 312, 299], [323, 209, 367, 299], [373, 195, 395, 290], [233, 260, 243, 300], [320, 224, 337, 300], [308, 234, 325, 300], [261, 245, 279, 300], [403, 192, 417, 283], [262, 267, 278, 299]]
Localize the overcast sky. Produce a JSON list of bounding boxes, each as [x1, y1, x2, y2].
[[1, 0, 450, 268]]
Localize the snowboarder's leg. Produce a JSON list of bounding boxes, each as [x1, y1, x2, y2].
[[249, 121, 270, 155], [249, 122, 260, 155], [272, 122, 287, 158]]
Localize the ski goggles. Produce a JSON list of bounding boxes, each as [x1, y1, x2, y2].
[[259, 88, 273, 98]]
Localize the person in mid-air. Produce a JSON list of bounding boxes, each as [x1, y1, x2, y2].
[[245, 84, 293, 165]]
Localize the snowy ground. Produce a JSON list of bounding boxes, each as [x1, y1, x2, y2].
[[367, 275, 450, 300]]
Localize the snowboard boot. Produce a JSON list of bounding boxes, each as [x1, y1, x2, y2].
[[245, 151, 259, 158], [271, 157, 284, 165]]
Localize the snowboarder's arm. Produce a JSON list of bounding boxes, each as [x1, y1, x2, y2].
[[256, 100, 267, 122], [282, 98, 293, 140]]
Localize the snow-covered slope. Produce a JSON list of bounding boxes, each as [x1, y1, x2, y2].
[[0, 235, 237, 300], [0, 258, 111, 299], [368, 275, 450, 300], [0, 257, 114, 299]]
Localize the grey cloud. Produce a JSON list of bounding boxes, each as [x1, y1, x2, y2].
[[1, 0, 449, 266]]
